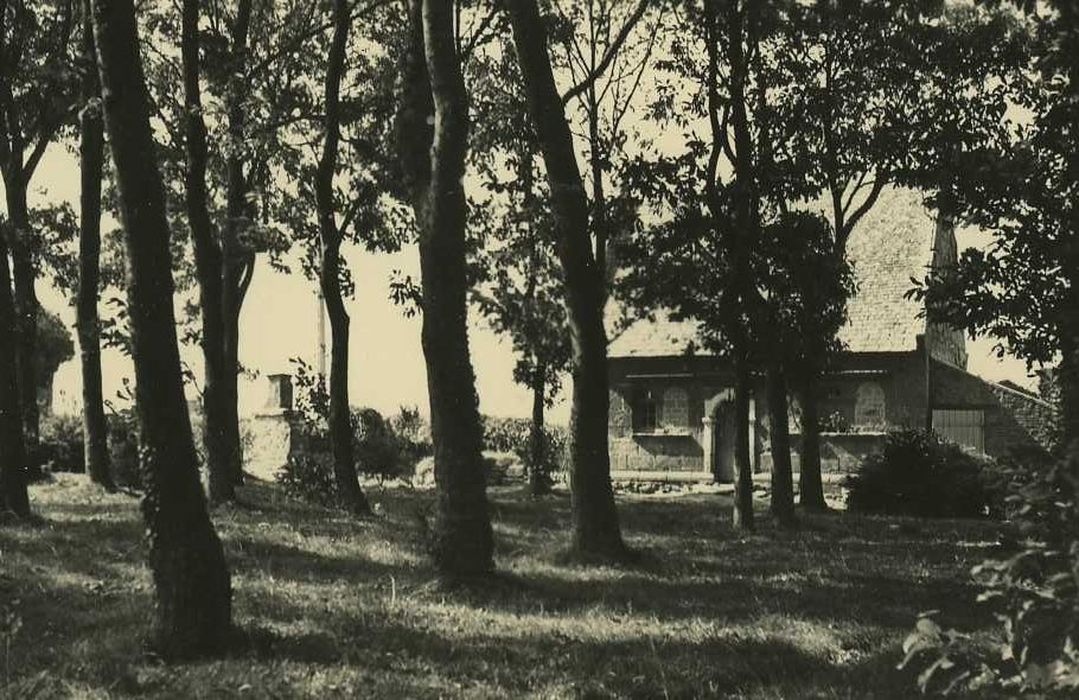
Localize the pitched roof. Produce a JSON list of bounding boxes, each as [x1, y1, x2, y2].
[[609, 188, 937, 359]]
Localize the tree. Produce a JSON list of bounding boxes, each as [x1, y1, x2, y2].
[[396, 0, 493, 577], [0, 219, 28, 516], [77, 0, 112, 490], [468, 33, 570, 497], [90, 0, 231, 657], [506, 0, 631, 557], [314, 0, 371, 515], [0, 0, 79, 456]]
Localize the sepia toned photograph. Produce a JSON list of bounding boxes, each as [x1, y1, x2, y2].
[[1, 0, 1077, 697]]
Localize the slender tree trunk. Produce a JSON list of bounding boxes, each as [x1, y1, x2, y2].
[[767, 359, 796, 526], [91, 0, 232, 657], [398, 0, 493, 577], [507, 0, 627, 560], [220, 0, 254, 488], [77, 0, 113, 490], [0, 233, 30, 517], [180, 0, 233, 503], [732, 352, 754, 530], [798, 371, 827, 511], [2, 176, 39, 459], [529, 364, 549, 496], [316, 0, 370, 516]]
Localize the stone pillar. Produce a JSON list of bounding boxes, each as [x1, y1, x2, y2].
[[701, 416, 716, 477], [246, 373, 302, 481]]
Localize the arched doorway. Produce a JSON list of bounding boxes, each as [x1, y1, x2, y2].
[[702, 388, 756, 482]]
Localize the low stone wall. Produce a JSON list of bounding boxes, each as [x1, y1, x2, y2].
[[759, 432, 888, 475]]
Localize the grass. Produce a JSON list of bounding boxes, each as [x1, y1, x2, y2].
[[0, 473, 1002, 698]]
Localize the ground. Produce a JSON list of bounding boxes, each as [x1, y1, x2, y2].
[[1, 474, 1001, 699]]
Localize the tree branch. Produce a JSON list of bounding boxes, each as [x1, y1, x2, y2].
[[559, 0, 649, 107]]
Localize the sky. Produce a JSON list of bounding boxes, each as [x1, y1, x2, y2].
[[23, 142, 1039, 426]]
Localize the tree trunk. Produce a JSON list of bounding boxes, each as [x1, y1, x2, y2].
[[0, 232, 30, 517], [398, 0, 493, 577], [732, 353, 754, 530], [2, 176, 39, 460], [180, 0, 233, 504], [78, 0, 113, 490], [507, 0, 627, 560], [91, 0, 232, 657], [529, 364, 550, 496], [798, 371, 827, 511], [316, 0, 370, 517], [220, 0, 254, 488], [767, 360, 796, 527]]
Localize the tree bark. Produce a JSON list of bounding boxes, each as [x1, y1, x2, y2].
[[316, 0, 370, 516], [767, 360, 796, 527], [2, 175, 39, 459], [78, 0, 113, 490], [732, 352, 754, 530], [0, 231, 30, 517], [798, 371, 827, 511], [180, 0, 234, 503], [220, 0, 255, 488], [529, 363, 550, 496], [507, 0, 627, 560], [91, 0, 232, 657], [398, 0, 493, 577]]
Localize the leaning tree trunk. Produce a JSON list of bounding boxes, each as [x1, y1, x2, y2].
[[77, 0, 113, 490], [91, 0, 232, 657], [0, 233, 30, 517], [2, 177, 39, 459], [398, 0, 493, 577], [732, 352, 754, 530], [798, 371, 827, 511], [767, 359, 796, 527], [529, 364, 550, 496], [181, 0, 233, 503], [507, 0, 627, 559]]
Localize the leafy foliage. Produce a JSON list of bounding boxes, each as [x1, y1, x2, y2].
[[900, 454, 1079, 695], [278, 360, 428, 505], [37, 413, 84, 474], [845, 430, 1004, 519]]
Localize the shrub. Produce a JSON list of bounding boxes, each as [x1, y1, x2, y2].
[[277, 453, 337, 508], [845, 429, 1003, 519], [106, 409, 140, 489], [900, 453, 1079, 695], [37, 413, 85, 473]]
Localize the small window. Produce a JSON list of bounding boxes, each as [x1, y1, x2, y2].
[[632, 388, 658, 432], [854, 382, 887, 427], [661, 387, 689, 429]]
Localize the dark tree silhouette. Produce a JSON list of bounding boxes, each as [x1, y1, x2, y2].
[[396, 0, 493, 577], [91, 0, 232, 657]]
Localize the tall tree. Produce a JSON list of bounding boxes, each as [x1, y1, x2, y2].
[[0, 0, 79, 458], [315, 0, 371, 515], [468, 34, 570, 497], [397, 0, 493, 577], [506, 0, 629, 557], [77, 0, 112, 490], [179, 0, 236, 503], [91, 0, 231, 657], [0, 221, 28, 516]]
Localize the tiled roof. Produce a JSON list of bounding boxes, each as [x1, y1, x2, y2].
[[609, 188, 936, 359]]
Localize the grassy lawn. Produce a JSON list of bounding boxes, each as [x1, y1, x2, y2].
[[0, 474, 1001, 698]]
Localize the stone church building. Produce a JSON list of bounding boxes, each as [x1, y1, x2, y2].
[[607, 189, 1053, 482]]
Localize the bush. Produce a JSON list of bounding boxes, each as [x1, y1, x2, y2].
[[277, 453, 337, 508], [845, 429, 1004, 519], [106, 409, 140, 489], [900, 453, 1079, 695], [37, 413, 85, 473]]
